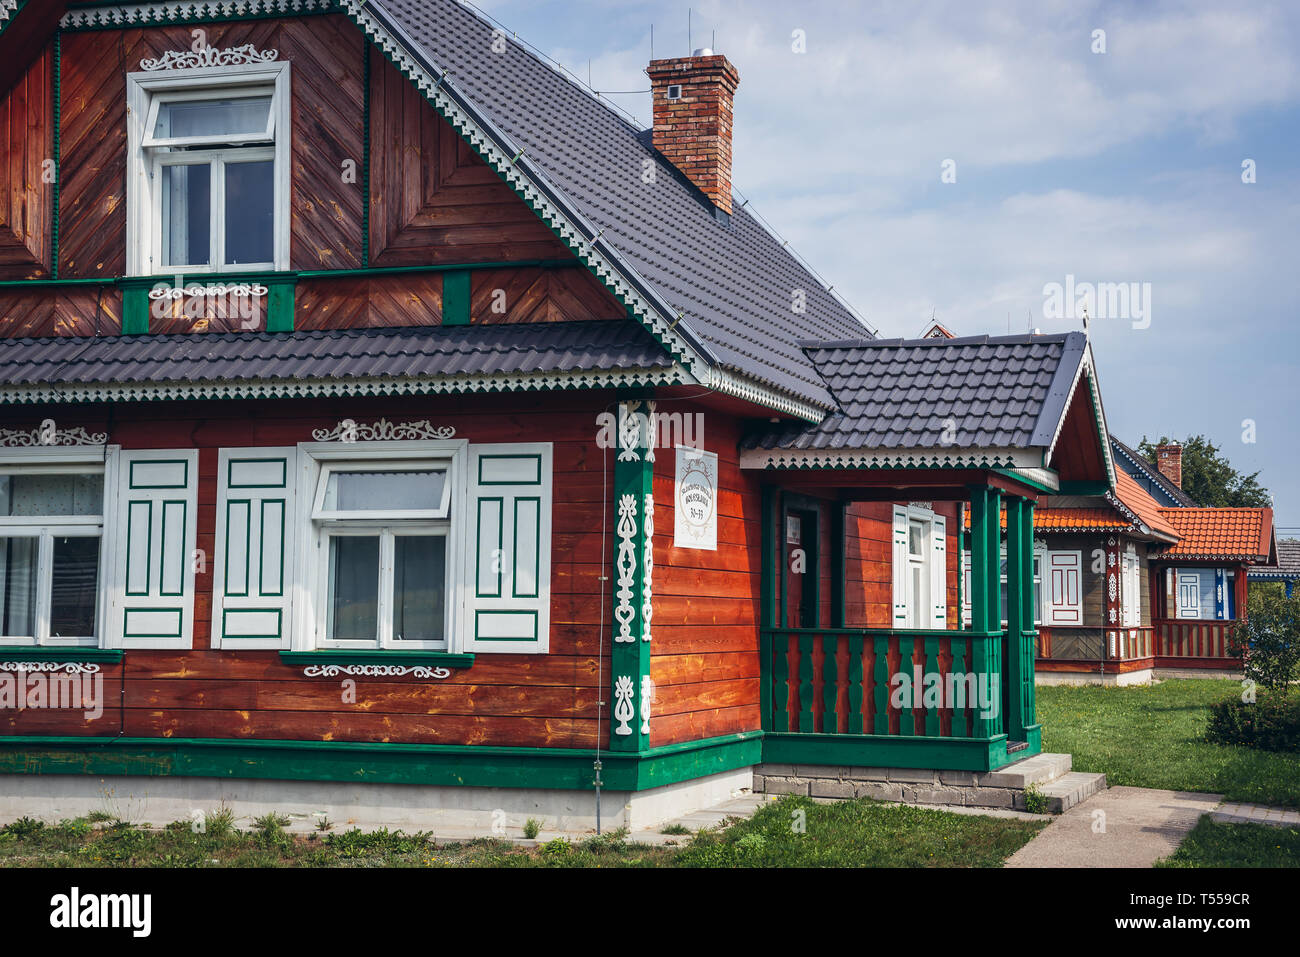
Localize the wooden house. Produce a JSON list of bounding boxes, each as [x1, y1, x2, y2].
[[0, 0, 1113, 828], [1024, 437, 1275, 683]]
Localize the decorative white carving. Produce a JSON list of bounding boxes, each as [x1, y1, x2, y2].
[[141, 44, 279, 71], [640, 674, 653, 735], [613, 494, 638, 642], [149, 283, 268, 301], [302, 664, 451, 679], [0, 419, 107, 447], [613, 675, 635, 736], [643, 401, 657, 464], [617, 401, 642, 463], [1108, 573, 1117, 601], [642, 491, 654, 643], [311, 418, 457, 442], [0, 661, 102, 674]]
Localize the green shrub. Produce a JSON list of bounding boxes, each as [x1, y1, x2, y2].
[[2, 816, 46, 838], [1206, 696, 1300, 752], [522, 818, 541, 839], [1232, 590, 1300, 699], [1022, 785, 1052, 815]]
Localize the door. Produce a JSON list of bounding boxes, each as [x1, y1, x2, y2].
[[1176, 572, 1202, 619], [783, 507, 819, 628]]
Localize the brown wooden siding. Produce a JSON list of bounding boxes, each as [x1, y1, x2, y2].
[[0, 285, 121, 335], [0, 394, 772, 752], [649, 413, 762, 746], [0, 43, 52, 280], [367, 47, 572, 267], [470, 267, 623, 323]]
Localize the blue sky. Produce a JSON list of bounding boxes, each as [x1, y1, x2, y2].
[[472, 0, 1300, 530]]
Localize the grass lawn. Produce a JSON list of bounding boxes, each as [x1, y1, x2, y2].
[[1155, 817, 1300, 868], [1037, 679, 1300, 808], [0, 796, 1045, 868]]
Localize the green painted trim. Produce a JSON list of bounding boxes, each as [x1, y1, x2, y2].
[[260, 499, 286, 597], [221, 608, 281, 642], [361, 30, 371, 267], [129, 458, 188, 490], [0, 648, 122, 663], [477, 453, 542, 486], [442, 269, 470, 325], [51, 28, 61, 279], [993, 468, 1059, 494], [122, 607, 183, 639], [158, 499, 187, 597], [227, 457, 288, 490], [762, 732, 1017, 772], [473, 608, 537, 642], [0, 730, 761, 792], [224, 499, 251, 597], [123, 499, 151, 597], [278, 651, 475, 667], [511, 497, 541, 599], [121, 285, 149, 334], [766, 626, 1003, 639], [266, 279, 294, 332], [474, 497, 503, 598]]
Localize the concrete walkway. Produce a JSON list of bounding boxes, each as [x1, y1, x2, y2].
[[1211, 802, 1300, 828], [1006, 785, 1223, 868]]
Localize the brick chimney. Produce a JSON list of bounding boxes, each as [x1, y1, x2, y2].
[[647, 50, 740, 214], [1156, 443, 1183, 489]]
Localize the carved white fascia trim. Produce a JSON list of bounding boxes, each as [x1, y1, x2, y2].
[[149, 283, 268, 301], [301, 664, 451, 679], [0, 365, 686, 406], [613, 674, 635, 736], [140, 43, 279, 71], [311, 418, 456, 442], [738, 447, 1037, 471], [61, 1, 337, 30], [0, 421, 108, 447]]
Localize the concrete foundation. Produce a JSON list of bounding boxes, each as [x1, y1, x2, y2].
[[0, 767, 753, 834], [755, 752, 1106, 813]]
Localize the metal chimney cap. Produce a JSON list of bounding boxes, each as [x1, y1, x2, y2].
[[692, 47, 713, 56]]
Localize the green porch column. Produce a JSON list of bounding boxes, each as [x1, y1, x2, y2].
[[1021, 499, 1038, 734], [967, 486, 1002, 739], [609, 399, 655, 751], [1004, 496, 1029, 741]]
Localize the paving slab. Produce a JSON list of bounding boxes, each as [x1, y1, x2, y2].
[[1006, 785, 1223, 868], [1211, 802, 1300, 828]]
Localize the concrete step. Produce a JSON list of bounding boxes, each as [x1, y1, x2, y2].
[[1037, 771, 1108, 814], [978, 752, 1072, 790]]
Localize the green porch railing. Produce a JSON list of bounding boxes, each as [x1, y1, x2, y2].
[[760, 627, 1006, 741]]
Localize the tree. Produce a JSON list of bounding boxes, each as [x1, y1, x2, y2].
[[1138, 434, 1272, 507], [1231, 587, 1299, 700]]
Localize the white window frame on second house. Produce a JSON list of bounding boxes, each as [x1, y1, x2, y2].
[[0, 448, 114, 648], [1171, 567, 1235, 621], [961, 543, 1049, 629], [125, 61, 292, 276], [891, 504, 947, 629]]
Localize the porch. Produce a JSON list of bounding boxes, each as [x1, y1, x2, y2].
[[757, 478, 1043, 772]]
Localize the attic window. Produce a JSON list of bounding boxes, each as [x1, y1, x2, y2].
[[126, 62, 291, 276], [665, 84, 682, 100]]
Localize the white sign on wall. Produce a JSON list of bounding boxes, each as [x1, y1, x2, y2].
[[674, 447, 718, 550]]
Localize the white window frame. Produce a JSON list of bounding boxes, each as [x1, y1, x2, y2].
[[0, 448, 116, 648], [126, 62, 291, 276], [961, 543, 1046, 628], [1121, 544, 1141, 627], [1043, 548, 1084, 626], [293, 441, 469, 653]]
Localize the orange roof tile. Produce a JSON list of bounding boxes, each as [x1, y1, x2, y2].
[[1111, 469, 1179, 540], [1157, 507, 1274, 561]]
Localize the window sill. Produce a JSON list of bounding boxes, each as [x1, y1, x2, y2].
[[0, 648, 124, 664], [278, 651, 475, 669]]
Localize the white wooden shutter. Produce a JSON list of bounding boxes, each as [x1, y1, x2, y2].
[[891, 506, 908, 626], [930, 514, 947, 628], [1177, 572, 1201, 619], [1045, 549, 1082, 625], [211, 448, 296, 649], [463, 443, 553, 653], [112, 449, 199, 649]]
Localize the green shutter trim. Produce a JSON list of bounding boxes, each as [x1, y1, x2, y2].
[[608, 399, 654, 752], [442, 269, 471, 325], [1004, 496, 1027, 741]]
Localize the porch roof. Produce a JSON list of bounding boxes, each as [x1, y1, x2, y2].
[[0, 320, 676, 402], [739, 332, 1114, 487], [1157, 507, 1275, 563]]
